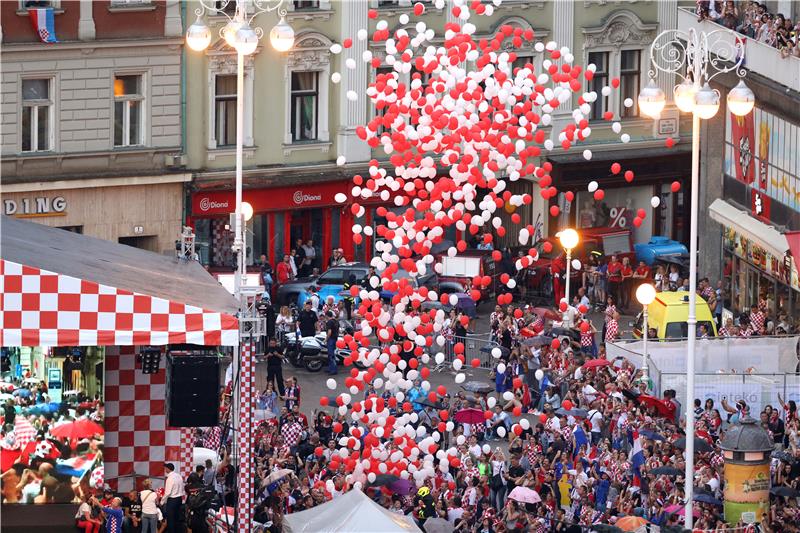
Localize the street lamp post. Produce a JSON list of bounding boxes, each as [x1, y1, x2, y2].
[[186, 2, 293, 530], [635, 283, 657, 388], [639, 27, 754, 527], [558, 228, 579, 324]]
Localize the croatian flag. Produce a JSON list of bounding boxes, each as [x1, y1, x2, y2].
[[56, 456, 94, 478], [573, 426, 588, 457], [629, 431, 645, 486], [29, 8, 59, 43]]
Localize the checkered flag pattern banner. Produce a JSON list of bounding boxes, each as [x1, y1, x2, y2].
[[212, 219, 234, 268], [0, 259, 239, 347], [104, 346, 183, 493], [237, 341, 255, 531]]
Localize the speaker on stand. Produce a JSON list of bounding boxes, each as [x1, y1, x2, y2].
[[166, 349, 220, 427]]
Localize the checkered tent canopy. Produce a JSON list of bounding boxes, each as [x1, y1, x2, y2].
[[0, 216, 239, 347]]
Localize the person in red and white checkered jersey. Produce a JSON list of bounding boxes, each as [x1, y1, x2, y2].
[[604, 311, 620, 344], [749, 303, 766, 334], [280, 415, 304, 449]]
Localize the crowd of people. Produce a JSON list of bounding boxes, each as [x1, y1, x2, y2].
[[697, 0, 800, 58]]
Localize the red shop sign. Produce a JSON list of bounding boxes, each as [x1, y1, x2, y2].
[[192, 181, 349, 216], [750, 189, 771, 221]]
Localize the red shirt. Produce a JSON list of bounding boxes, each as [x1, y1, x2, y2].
[[276, 261, 291, 284], [607, 261, 622, 282], [635, 265, 650, 277], [621, 265, 633, 278]]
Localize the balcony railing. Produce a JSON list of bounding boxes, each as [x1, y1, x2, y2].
[[676, 7, 800, 92]]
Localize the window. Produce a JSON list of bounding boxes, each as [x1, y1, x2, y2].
[[291, 71, 319, 142], [293, 0, 318, 8], [588, 51, 608, 121], [21, 78, 52, 152], [317, 269, 346, 284], [22, 0, 56, 7], [378, 0, 399, 6], [619, 50, 640, 119], [214, 75, 237, 147], [113, 75, 143, 147], [375, 66, 393, 135], [214, 0, 236, 14]]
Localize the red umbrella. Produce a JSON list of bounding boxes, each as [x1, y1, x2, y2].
[[582, 359, 611, 370], [454, 408, 487, 425], [50, 419, 104, 443], [638, 395, 675, 418]]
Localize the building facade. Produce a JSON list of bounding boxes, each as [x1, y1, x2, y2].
[[184, 0, 688, 273], [1, 0, 187, 255], [675, 8, 800, 320]]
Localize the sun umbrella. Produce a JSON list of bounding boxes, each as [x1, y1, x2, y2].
[[615, 516, 648, 531], [664, 504, 700, 518], [771, 486, 799, 497], [771, 450, 795, 463], [13, 389, 31, 398], [508, 486, 541, 504], [583, 359, 611, 370], [368, 474, 400, 487], [49, 419, 104, 443], [454, 408, 486, 425], [692, 493, 722, 506], [522, 336, 554, 347], [650, 466, 682, 477], [638, 395, 674, 418], [673, 436, 713, 454], [422, 517, 454, 533], [555, 407, 589, 418], [387, 478, 414, 496], [263, 468, 294, 485], [461, 381, 494, 394]]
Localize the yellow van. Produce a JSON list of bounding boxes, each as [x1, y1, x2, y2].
[[633, 291, 718, 340]]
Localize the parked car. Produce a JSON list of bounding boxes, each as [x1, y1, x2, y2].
[[276, 262, 370, 306], [634, 236, 688, 265], [632, 291, 718, 340]]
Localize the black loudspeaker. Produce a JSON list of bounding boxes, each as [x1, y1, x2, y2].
[[166, 353, 220, 427]]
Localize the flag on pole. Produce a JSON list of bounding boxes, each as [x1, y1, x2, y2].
[[573, 425, 588, 457], [56, 456, 95, 479], [29, 8, 59, 43], [629, 430, 645, 486]]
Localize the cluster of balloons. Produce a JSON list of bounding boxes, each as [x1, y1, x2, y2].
[[316, 0, 675, 492]]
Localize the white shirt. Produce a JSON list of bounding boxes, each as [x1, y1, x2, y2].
[[588, 409, 603, 433], [448, 507, 465, 524], [163, 471, 185, 499], [140, 489, 159, 514]]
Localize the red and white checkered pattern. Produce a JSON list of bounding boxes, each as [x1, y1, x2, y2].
[[180, 427, 194, 481], [13, 417, 37, 449], [104, 346, 184, 493], [212, 219, 234, 268], [237, 341, 255, 531], [0, 259, 239, 347]]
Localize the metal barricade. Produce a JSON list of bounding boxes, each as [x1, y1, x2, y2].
[[438, 333, 501, 371]]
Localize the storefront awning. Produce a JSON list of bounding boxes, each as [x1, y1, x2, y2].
[[0, 216, 239, 347], [708, 199, 790, 259]]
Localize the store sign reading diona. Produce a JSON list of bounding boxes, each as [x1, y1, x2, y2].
[[4, 197, 67, 217]]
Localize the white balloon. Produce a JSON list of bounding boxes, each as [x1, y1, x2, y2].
[[612, 122, 622, 134], [482, 444, 491, 455], [336, 155, 346, 166], [346, 90, 358, 102], [571, 259, 581, 270], [650, 196, 661, 208], [334, 192, 347, 203], [331, 72, 342, 84], [453, 358, 463, 371], [491, 348, 502, 359], [582, 149, 592, 161], [454, 373, 466, 384], [497, 363, 506, 374], [326, 378, 337, 390], [624, 98, 633, 108], [535, 369, 544, 381], [520, 418, 531, 430], [621, 133, 631, 143], [330, 43, 342, 54], [588, 181, 598, 193], [503, 391, 514, 401], [456, 435, 466, 445], [497, 426, 507, 438], [487, 396, 497, 408]]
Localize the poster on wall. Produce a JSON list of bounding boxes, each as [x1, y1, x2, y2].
[[730, 111, 756, 185], [1, 347, 104, 504]]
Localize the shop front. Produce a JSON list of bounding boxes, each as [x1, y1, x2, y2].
[[191, 180, 375, 272], [0, 175, 189, 255], [546, 149, 692, 245]]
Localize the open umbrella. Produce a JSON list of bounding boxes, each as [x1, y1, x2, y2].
[[522, 336, 554, 348], [673, 436, 713, 454], [583, 359, 611, 370], [771, 486, 799, 497], [387, 478, 414, 496], [263, 468, 294, 485], [692, 493, 722, 506], [49, 419, 104, 442], [615, 516, 648, 531], [638, 395, 674, 418], [461, 381, 494, 394], [664, 504, 700, 518], [650, 466, 682, 477], [368, 474, 400, 487], [422, 518, 454, 533], [555, 407, 589, 418], [508, 486, 541, 504], [479, 345, 509, 358], [771, 450, 795, 463], [454, 408, 486, 425]]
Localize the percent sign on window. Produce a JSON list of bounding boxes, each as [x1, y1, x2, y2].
[[609, 207, 628, 228]]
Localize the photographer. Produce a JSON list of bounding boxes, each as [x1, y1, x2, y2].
[[265, 338, 285, 398]]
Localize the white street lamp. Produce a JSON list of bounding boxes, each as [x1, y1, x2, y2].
[[557, 228, 579, 324], [635, 283, 657, 387], [185, 2, 292, 530], [270, 17, 295, 52], [641, 27, 752, 528]]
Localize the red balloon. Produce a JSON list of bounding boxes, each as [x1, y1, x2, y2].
[[611, 78, 620, 88], [551, 338, 561, 349], [594, 189, 605, 201], [542, 241, 553, 253], [471, 358, 481, 368], [665, 137, 675, 148], [513, 424, 523, 436], [579, 321, 590, 333], [633, 216, 642, 228], [413, 2, 425, 15], [562, 399, 573, 410], [549, 205, 560, 217], [637, 208, 646, 219], [611, 163, 621, 174], [559, 301, 567, 312], [624, 170, 634, 183], [578, 304, 588, 314], [539, 414, 548, 423], [671, 181, 681, 192], [343, 38, 353, 49], [565, 191, 574, 202]]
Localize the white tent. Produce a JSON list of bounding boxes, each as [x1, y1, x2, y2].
[[282, 489, 422, 533]]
